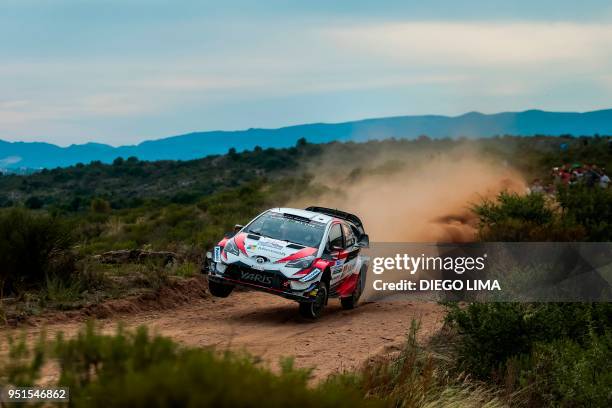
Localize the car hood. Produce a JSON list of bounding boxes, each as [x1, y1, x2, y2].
[[235, 232, 317, 263]]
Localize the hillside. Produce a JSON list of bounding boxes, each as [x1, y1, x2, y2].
[[1, 109, 612, 170], [2, 134, 611, 214]]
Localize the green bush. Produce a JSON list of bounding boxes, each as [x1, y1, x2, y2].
[[445, 303, 612, 406], [0, 208, 75, 296], [474, 187, 612, 242], [90, 198, 111, 213], [524, 332, 612, 407], [557, 184, 612, 241], [446, 303, 612, 376], [472, 192, 585, 241], [2, 324, 377, 408], [0, 322, 510, 408]]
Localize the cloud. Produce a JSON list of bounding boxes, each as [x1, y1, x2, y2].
[[326, 21, 612, 67], [2, 18, 612, 144]]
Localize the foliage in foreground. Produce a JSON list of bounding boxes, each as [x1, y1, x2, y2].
[[2, 323, 374, 408], [466, 187, 612, 407], [0, 323, 509, 408], [446, 300, 612, 406], [358, 320, 508, 408]]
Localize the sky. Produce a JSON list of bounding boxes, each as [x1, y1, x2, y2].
[[1, 0, 612, 146]]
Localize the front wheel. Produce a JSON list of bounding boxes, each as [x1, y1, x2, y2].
[[299, 283, 328, 319], [208, 279, 234, 298]]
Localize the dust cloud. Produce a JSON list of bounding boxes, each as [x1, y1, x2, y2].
[[291, 147, 526, 242]]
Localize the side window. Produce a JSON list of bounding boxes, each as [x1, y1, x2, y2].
[[327, 223, 343, 250], [342, 224, 355, 248]]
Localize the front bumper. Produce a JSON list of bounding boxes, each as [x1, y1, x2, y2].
[[204, 258, 319, 303]]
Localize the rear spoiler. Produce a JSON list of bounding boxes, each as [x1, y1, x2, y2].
[[305, 206, 365, 236]]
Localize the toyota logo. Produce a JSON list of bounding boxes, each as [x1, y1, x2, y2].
[[256, 256, 266, 264]]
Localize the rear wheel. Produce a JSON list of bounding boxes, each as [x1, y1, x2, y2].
[[208, 279, 234, 298], [299, 283, 328, 319], [340, 266, 366, 310]]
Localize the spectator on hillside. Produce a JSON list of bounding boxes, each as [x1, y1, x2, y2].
[[600, 171, 610, 189], [530, 179, 545, 194], [561, 169, 572, 184], [583, 165, 599, 187], [551, 167, 561, 184]]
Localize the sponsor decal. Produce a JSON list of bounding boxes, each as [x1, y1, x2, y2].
[[255, 241, 287, 256], [331, 258, 344, 275], [240, 271, 272, 285], [213, 246, 221, 262], [258, 241, 284, 250], [247, 244, 257, 251]]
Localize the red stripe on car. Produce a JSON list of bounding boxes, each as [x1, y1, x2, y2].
[[336, 273, 359, 297], [275, 246, 316, 263], [291, 265, 315, 277], [233, 233, 247, 255]]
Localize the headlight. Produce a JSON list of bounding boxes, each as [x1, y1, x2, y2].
[[299, 268, 321, 282], [223, 239, 240, 256], [286, 255, 315, 269]]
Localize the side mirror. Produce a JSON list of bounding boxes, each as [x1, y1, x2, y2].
[[234, 224, 244, 233], [356, 234, 369, 248]]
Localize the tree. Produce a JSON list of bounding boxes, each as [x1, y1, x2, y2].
[[90, 198, 111, 213], [25, 196, 43, 209]]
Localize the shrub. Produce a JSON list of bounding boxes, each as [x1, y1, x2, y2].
[[472, 192, 585, 241], [445, 303, 612, 406], [0, 208, 75, 296], [446, 303, 612, 377], [524, 332, 612, 407], [45, 274, 82, 305], [90, 198, 111, 214], [557, 184, 612, 241], [355, 320, 508, 407], [24, 196, 44, 209], [1, 324, 377, 408], [171, 261, 198, 277]]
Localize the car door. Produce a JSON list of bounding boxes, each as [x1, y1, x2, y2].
[[327, 223, 345, 285], [340, 223, 360, 277]]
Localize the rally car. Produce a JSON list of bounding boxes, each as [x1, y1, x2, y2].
[[203, 207, 369, 319]]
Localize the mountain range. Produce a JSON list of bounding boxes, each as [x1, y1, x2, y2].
[[2, 109, 611, 170]]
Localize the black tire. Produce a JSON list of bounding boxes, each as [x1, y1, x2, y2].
[[208, 279, 234, 298], [299, 283, 328, 319], [340, 266, 366, 310]]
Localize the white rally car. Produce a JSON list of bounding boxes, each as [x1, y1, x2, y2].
[[203, 207, 369, 318]]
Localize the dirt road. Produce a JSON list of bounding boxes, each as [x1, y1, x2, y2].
[[12, 291, 445, 380]]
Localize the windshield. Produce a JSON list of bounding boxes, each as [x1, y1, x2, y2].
[[245, 212, 325, 248]]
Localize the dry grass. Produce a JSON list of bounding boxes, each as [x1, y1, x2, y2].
[[359, 320, 514, 408]]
